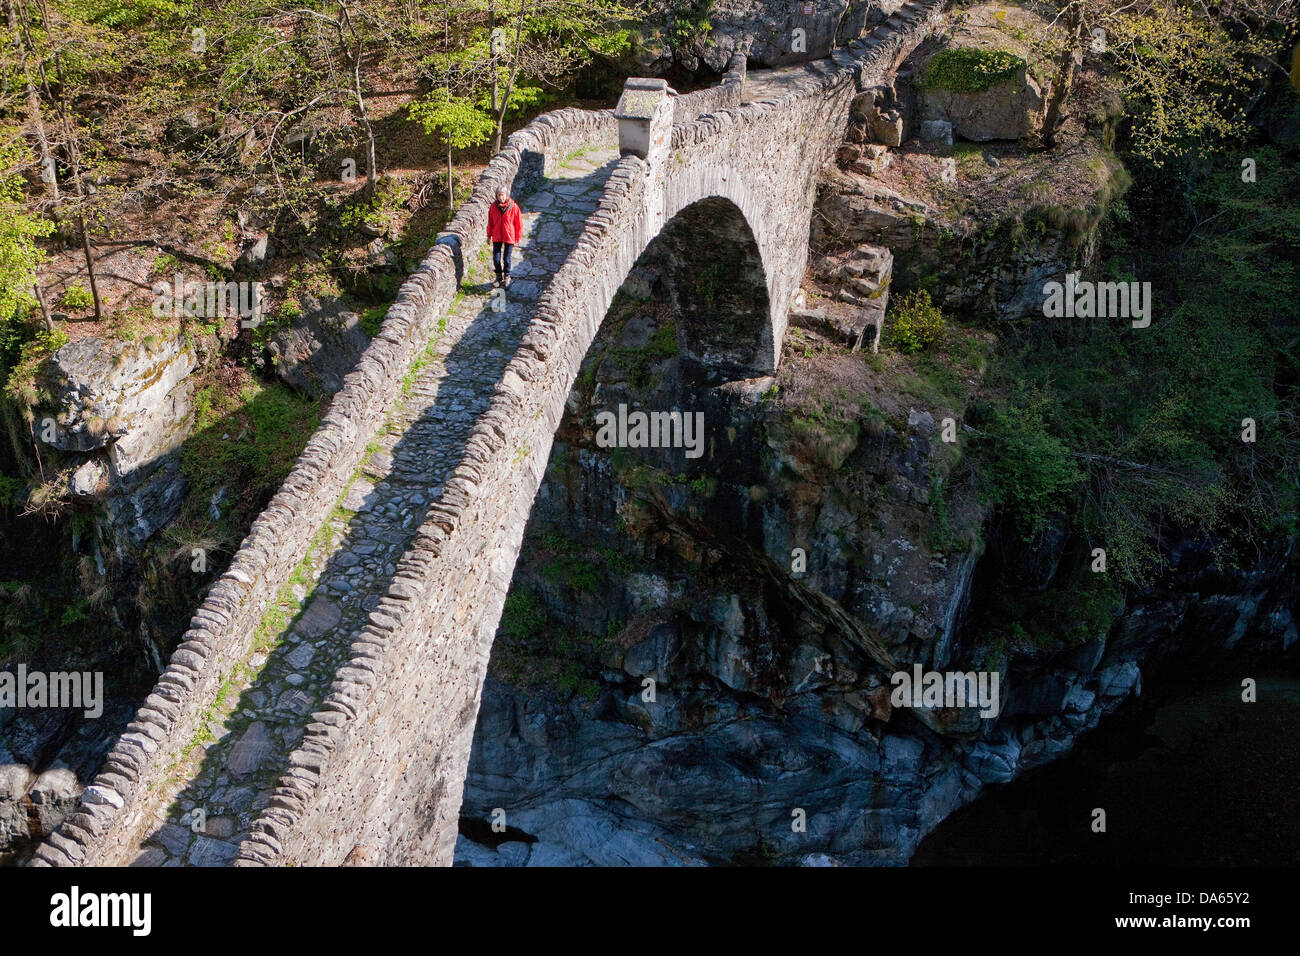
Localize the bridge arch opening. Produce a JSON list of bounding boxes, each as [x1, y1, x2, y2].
[[638, 196, 773, 385]]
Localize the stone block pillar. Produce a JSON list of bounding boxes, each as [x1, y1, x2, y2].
[[614, 77, 673, 163], [615, 77, 674, 243]]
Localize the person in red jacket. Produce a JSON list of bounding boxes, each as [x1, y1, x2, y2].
[[487, 187, 523, 288]]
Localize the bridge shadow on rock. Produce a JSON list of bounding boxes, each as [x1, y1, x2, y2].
[[645, 197, 772, 386], [125, 151, 623, 867]]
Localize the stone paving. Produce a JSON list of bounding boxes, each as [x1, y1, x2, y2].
[[124, 143, 620, 866]]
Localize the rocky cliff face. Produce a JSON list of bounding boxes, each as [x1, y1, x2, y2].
[[454, 267, 1297, 865]]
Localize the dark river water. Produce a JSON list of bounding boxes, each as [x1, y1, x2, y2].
[[912, 671, 1300, 866]]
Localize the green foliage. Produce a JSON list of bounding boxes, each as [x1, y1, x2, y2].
[[0, 134, 53, 329], [980, 145, 1298, 581], [475, 82, 547, 119], [0, 472, 22, 508], [152, 253, 180, 275], [781, 386, 869, 476], [59, 283, 95, 311], [495, 585, 605, 700], [336, 176, 412, 235], [60, 598, 89, 627], [667, 0, 714, 45], [975, 562, 1125, 653], [179, 373, 323, 529], [408, 89, 495, 151], [3, 325, 69, 404], [1105, 6, 1273, 165], [609, 318, 680, 389], [360, 305, 387, 337], [541, 554, 601, 591], [922, 47, 1026, 94], [888, 289, 946, 354], [974, 393, 1082, 541], [501, 589, 548, 642]]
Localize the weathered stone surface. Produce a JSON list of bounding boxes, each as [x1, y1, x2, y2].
[[35, 334, 197, 475], [297, 598, 342, 639], [103, 455, 189, 545], [264, 295, 372, 398], [188, 835, 239, 866], [916, 5, 1045, 142], [0, 764, 35, 846], [149, 823, 193, 857], [226, 722, 274, 778], [919, 118, 953, 145], [27, 767, 81, 836], [639, 0, 909, 73], [128, 847, 167, 867]]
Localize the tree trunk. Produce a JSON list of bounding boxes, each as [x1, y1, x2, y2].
[[447, 146, 454, 211], [32, 283, 52, 331], [493, 0, 527, 154], [340, 2, 377, 186], [30, 0, 101, 318], [1042, 7, 1084, 148], [490, 0, 498, 117], [5, 0, 58, 201]]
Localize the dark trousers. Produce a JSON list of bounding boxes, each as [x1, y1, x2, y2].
[[493, 242, 513, 276]]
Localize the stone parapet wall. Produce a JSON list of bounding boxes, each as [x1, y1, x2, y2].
[[671, 51, 748, 126]]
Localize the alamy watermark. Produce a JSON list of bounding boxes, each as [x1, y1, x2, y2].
[[0, 665, 103, 718], [594, 404, 705, 459], [50, 886, 150, 936], [151, 273, 263, 327], [1042, 271, 1151, 328], [890, 664, 1000, 718]]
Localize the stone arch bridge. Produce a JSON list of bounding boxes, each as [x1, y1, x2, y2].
[[34, 0, 945, 868]]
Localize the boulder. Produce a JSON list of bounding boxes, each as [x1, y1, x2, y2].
[[27, 765, 81, 837], [914, 5, 1048, 141], [36, 335, 198, 481], [921, 70, 1043, 142], [237, 231, 271, 268], [103, 454, 188, 545], [264, 295, 371, 398], [920, 119, 954, 147], [0, 764, 35, 846]]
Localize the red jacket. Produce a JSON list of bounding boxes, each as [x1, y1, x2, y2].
[[487, 197, 522, 245]]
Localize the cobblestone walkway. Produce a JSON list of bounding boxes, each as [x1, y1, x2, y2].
[[125, 142, 620, 866]]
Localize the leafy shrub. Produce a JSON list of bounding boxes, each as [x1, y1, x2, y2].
[[360, 305, 386, 337], [501, 590, 548, 642], [669, 0, 714, 45], [152, 252, 181, 275], [3, 325, 69, 403], [922, 47, 1026, 94], [976, 397, 1082, 540], [888, 289, 946, 354], [59, 283, 94, 311], [0, 473, 22, 508]]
